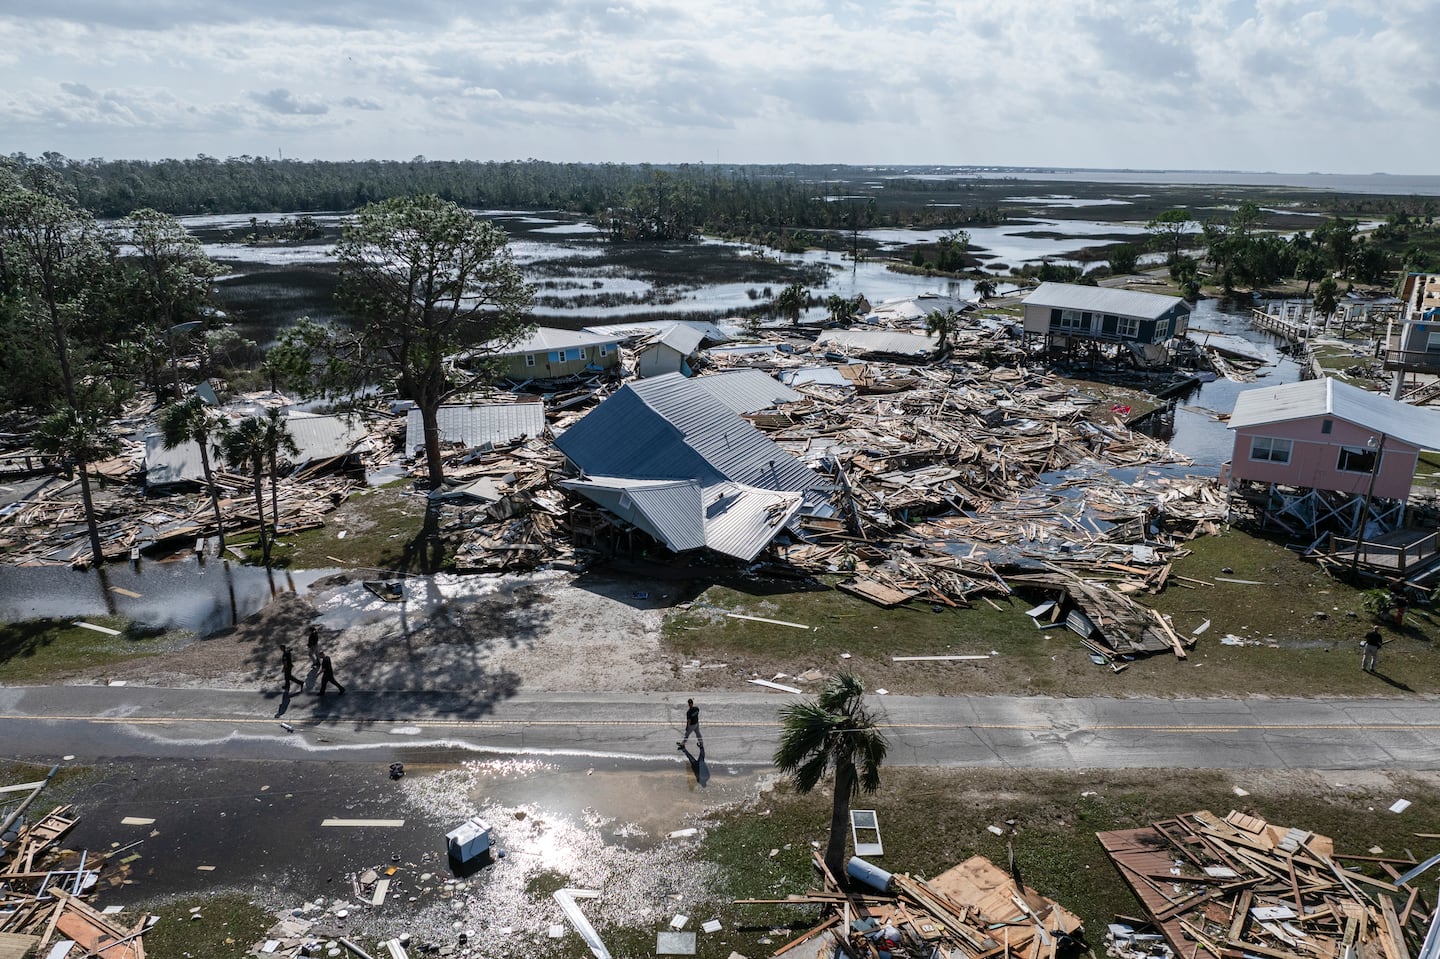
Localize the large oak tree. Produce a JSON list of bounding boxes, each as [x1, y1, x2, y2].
[[333, 195, 534, 493]]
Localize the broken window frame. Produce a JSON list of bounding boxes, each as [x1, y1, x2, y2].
[[1336, 445, 1378, 473]]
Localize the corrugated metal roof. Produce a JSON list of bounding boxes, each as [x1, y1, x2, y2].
[[779, 366, 852, 388], [864, 293, 975, 324], [559, 475, 801, 560], [494, 326, 617, 354], [283, 412, 370, 462], [559, 477, 707, 553], [145, 412, 368, 487], [405, 402, 547, 453], [553, 373, 829, 499], [693, 370, 803, 414], [816, 329, 937, 357], [650, 323, 705, 355], [582, 319, 730, 343], [145, 432, 206, 486], [1228, 377, 1440, 450], [1023, 282, 1189, 320]]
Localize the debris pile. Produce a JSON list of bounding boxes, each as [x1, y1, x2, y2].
[[1097, 810, 1437, 959], [738, 852, 1084, 959], [0, 772, 153, 958]]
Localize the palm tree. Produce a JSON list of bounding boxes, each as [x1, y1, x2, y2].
[[776, 282, 808, 325], [159, 396, 227, 553], [924, 308, 963, 355], [34, 407, 122, 568], [260, 408, 299, 561], [218, 415, 270, 563], [974, 278, 997, 302], [773, 672, 889, 883]]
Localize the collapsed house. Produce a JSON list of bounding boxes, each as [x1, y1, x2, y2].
[[144, 410, 370, 488], [402, 401, 546, 456], [740, 852, 1083, 959], [553, 373, 834, 561]]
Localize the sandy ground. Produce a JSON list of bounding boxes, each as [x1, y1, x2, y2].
[[91, 567, 687, 693]]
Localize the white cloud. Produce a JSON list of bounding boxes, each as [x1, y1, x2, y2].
[[0, 0, 1436, 172]]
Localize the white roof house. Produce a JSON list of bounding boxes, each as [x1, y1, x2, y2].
[[1229, 378, 1440, 450]]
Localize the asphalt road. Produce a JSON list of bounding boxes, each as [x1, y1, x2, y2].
[[4, 684, 1439, 770]]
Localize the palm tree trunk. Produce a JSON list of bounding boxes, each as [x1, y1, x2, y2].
[[77, 466, 104, 568], [251, 465, 269, 564], [269, 460, 281, 549], [825, 762, 856, 884], [198, 446, 226, 552]]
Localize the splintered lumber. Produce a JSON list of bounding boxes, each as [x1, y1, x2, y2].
[[1098, 810, 1428, 959]]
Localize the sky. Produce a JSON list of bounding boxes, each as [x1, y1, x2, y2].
[[1, 0, 1437, 174]]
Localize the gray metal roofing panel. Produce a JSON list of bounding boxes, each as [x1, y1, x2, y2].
[[1228, 377, 1440, 449], [700, 482, 802, 561], [501, 326, 617, 354], [145, 433, 206, 486], [282, 413, 369, 462], [816, 329, 937, 356], [405, 403, 547, 452], [560, 476, 796, 560], [693, 370, 803, 414], [1024, 282, 1189, 321], [554, 373, 828, 495], [559, 477, 707, 553], [582, 319, 731, 343], [655, 324, 705, 355]]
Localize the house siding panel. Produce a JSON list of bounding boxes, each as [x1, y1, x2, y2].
[[1229, 417, 1421, 500]]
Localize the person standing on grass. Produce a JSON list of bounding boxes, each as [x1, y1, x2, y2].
[[280, 646, 305, 692], [1361, 628, 1383, 673], [317, 654, 345, 695], [678, 698, 703, 749]]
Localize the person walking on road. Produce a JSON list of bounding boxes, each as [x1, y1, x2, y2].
[[317, 654, 345, 695], [280, 646, 305, 692], [678, 698, 702, 749], [1361, 628, 1383, 673], [306, 625, 321, 667]]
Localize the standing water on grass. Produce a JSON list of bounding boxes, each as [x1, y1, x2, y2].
[[0, 555, 338, 635]]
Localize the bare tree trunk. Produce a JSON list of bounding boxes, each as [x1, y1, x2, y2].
[[422, 403, 446, 490]]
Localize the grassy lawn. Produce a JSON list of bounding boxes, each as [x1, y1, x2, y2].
[[269, 482, 455, 573], [697, 767, 1439, 959], [664, 528, 1440, 697], [0, 617, 183, 683], [143, 893, 275, 959]]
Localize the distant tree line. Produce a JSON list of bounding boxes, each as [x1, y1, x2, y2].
[[3, 153, 1006, 245]]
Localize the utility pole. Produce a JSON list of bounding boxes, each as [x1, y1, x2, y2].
[[1350, 433, 1387, 575]]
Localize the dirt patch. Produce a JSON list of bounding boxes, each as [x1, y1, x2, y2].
[[85, 568, 686, 693]]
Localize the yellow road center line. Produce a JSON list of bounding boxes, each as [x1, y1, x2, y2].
[[1, 714, 1437, 733]]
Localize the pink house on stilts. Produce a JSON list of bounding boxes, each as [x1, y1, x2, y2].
[[1224, 378, 1440, 576]]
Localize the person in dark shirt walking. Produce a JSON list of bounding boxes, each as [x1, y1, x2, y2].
[[280, 646, 305, 692], [306, 625, 321, 667], [1361, 628, 1383, 673], [317, 654, 345, 695], [678, 698, 702, 749]]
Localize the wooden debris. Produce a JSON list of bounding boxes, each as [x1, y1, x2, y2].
[[736, 853, 1082, 959], [1097, 810, 1434, 959]]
